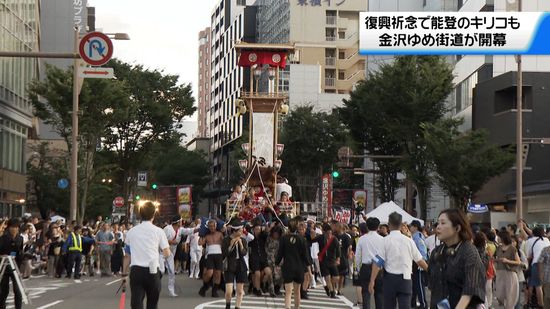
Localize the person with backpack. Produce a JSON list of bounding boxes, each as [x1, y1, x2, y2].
[[481, 230, 497, 309]]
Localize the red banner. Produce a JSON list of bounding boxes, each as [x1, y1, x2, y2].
[[332, 207, 351, 224], [238, 51, 287, 68], [321, 174, 332, 217]]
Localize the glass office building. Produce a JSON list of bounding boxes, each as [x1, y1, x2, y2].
[[0, 0, 40, 216]]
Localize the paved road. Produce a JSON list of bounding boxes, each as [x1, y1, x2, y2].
[[7, 274, 359, 309]]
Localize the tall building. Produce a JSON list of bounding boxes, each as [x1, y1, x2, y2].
[[255, 0, 368, 112], [0, 0, 41, 217], [197, 27, 211, 138], [208, 0, 257, 206], [34, 0, 91, 141]]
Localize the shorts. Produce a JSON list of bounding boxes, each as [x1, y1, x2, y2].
[[338, 258, 349, 276], [320, 263, 339, 277], [529, 263, 541, 287], [283, 268, 305, 284], [249, 258, 269, 273], [225, 263, 248, 284], [206, 254, 223, 271]]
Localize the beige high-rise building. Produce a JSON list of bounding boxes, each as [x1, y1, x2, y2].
[[255, 0, 367, 96], [197, 27, 211, 138]]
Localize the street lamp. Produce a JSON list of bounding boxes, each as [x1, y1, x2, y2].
[[105, 33, 131, 40]]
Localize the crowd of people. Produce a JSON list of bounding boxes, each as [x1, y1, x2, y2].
[[3, 202, 550, 309]]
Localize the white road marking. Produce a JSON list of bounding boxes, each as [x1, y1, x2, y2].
[[106, 278, 123, 286], [195, 288, 353, 309], [36, 300, 64, 309]]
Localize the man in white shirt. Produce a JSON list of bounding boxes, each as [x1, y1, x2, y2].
[[186, 221, 203, 279], [424, 223, 441, 257], [122, 201, 170, 309], [526, 227, 550, 307], [163, 215, 198, 297], [356, 217, 385, 309], [368, 212, 428, 309]]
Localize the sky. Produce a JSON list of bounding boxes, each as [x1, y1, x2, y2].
[[88, 0, 218, 126]]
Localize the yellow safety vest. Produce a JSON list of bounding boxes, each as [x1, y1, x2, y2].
[[68, 232, 82, 252]]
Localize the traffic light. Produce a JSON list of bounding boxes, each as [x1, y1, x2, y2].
[[135, 195, 141, 201], [151, 183, 158, 190], [332, 170, 340, 178]]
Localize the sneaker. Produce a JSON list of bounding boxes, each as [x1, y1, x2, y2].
[[168, 291, 178, 297], [301, 290, 309, 300], [253, 288, 263, 297], [330, 291, 337, 299]]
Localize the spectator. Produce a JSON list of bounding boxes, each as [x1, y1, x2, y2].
[[495, 231, 521, 309], [46, 224, 64, 278], [526, 227, 550, 307], [81, 227, 95, 276], [95, 223, 114, 277]]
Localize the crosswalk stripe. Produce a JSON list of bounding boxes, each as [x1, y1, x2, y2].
[[195, 288, 353, 309]]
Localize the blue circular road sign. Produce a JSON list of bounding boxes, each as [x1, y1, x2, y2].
[[58, 178, 69, 189]]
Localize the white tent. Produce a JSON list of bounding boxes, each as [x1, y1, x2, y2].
[[50, 215, 66, 225], [366, 201, 424, 226]]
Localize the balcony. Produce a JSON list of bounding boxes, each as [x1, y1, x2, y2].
[[325, 77, 336, 87], [326, 16, 337, 25], [325, 57, 336, 66]]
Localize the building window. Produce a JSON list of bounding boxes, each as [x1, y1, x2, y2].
[[455, 71, 478, 113], [0, 119, 26, 174], [494, 85, 532, 114], [339, 51, 346, 59], [338, 31, 346, 40], [338, 71, 345, 80], [237, 0, 246, 5]]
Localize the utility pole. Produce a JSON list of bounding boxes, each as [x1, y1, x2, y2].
[[516, 0, 523, 221], [70, 27, 80, 222]]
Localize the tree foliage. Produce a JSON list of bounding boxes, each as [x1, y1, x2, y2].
[[28, 64, 127, 221], [150, 136, 210, 204], [280, 105, 348, 201], [26, 143, 70, 219], [102, 60, 196, 208], [28, 60, 196, 221], [338, 56, 454, 219], [422, 119, 515, 210]]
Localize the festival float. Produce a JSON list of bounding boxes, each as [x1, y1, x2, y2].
[[224, 42, 299, 225]]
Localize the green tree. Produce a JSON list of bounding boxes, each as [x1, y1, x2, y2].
[[101, 60, 196, 213], [280, 106, 348, 201], [150, 136, 211, 205], [338, 56, 454, 219], [26, 142, 70, 219], [28, 64, 127, 222], [422, 119, 515, 210]]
